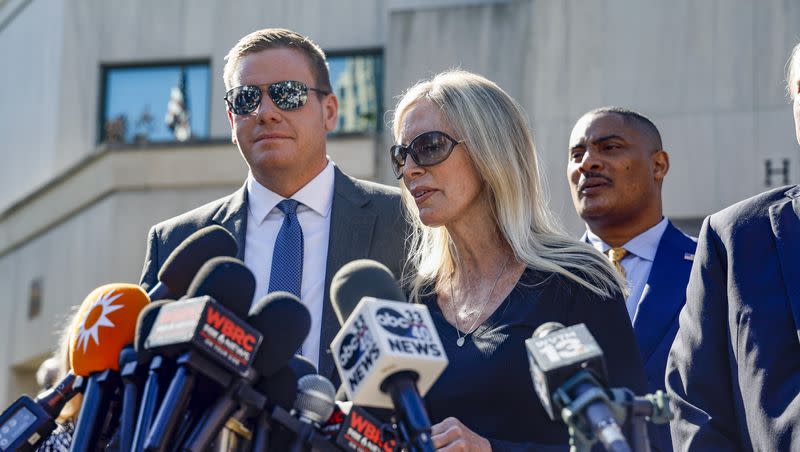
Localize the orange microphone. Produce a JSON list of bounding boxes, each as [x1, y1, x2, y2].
[[68, 283, 150, 452]]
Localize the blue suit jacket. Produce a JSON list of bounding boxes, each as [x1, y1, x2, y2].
[[667, 185, 800, 451], [584, 220, 696, 452]]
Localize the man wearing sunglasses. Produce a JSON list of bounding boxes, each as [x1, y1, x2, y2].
[[139, 28, 406, 381], [567, 107, 696, 452]]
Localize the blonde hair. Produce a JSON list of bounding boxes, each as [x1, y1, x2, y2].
[[787, 41, 800, 99], [391, 70, 625, 302]]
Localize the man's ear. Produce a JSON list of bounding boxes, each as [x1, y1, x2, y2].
[[322, 93, 339, 132], [652, 149, 670, 182], [227, 110, 237, 145]]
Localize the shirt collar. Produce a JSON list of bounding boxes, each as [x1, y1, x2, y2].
[[586, 217, 668, 262], [246, 160, 335, 224]]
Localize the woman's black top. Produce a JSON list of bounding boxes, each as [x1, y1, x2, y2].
[[420, 268, 648, 451]]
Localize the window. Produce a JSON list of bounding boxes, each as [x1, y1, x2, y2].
[[28, 278, 42, 319], [328, 51, 383, 134], [99, 62, 210, 145]]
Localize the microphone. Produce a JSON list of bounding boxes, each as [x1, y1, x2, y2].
[[147, 225, 238, 301], [184, 256, 255, 319], [180, 292, 311, 452], [329, 259, 406, 326], [143, 260, 260, 452], [69, 283, 151, 452], [0, 373, 84, 451], [526, 322, 631, 452], [131, 300, 173, 452], [329, 259, 446, 452], [117, 345, 139, 452], [251, 355, 317, 452], [288, 374, 336, 452]]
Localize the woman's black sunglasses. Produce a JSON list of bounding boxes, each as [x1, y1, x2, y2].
[[224, 80, 330, 115], [390, 131, 465, 179]]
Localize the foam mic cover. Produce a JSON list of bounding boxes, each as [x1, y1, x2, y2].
[[248, 292, 311, 378], [184, 256, 255, 319], [134, 300, 173, 363], [329, 259, 405, 326], [259, 355, 316, 411], [152, 225, 238, 299], [69, 283, 151, 376]]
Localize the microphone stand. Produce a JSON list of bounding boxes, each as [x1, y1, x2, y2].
[[557, 379, 673, 452]]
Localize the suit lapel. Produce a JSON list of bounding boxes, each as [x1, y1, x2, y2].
[[769, 186, 800, 340], [319, 168, 376, 379], [211, 184, 249, 261], [632, 222, 695, 364]]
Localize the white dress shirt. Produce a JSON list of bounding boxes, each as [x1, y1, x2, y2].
[[244, 161, 335, 368], [586, 217, 669, 323]]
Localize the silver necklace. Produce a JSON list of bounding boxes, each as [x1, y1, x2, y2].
[[447, 254, 511, 347]]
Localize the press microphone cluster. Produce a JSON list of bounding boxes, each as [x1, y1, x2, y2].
[[0, 225, 241, 451]]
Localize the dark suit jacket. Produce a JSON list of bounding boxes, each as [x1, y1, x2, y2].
[[584, 221, 696, 452], [666, 185, 800, 451], [139, 167, 407, 380]]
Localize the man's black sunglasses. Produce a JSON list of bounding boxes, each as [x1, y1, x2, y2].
[[390, 131, 465, 179], [224, 80, 330, 115]]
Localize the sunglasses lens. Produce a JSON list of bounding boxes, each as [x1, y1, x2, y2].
[[268, 81, 308, 110], [228, 86, 262, 115], [412, 132, 452, 165], [389, 146, 405, 177]]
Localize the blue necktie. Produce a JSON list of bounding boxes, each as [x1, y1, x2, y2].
[[268, 199, 304, 356], [268, 199, 304, 298]]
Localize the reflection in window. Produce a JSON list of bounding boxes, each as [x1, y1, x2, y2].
[[328, 52, 383, 134], [100, 63, 209, 145]]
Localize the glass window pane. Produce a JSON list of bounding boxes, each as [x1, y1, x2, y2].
[[101, 63, 209, 145], [328, 53, 383, 134]]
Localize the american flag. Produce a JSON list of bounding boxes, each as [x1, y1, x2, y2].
[[165, 69, 191, 141]]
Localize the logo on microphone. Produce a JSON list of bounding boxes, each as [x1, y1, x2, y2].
[[376, 308, 432, 341], [339, 315, 374, 370], [74, 290, 125, 353]]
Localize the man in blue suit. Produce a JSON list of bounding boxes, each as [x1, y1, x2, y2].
[[567, 107, 696, 452], [665, 42, 800, 451]]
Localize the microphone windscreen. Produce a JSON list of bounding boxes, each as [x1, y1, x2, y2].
[[70, 283, 150, 376], [248, 292, 311, 377], [134, 300, 172, 358], [257, 370, 297, 411], [157, 225, 238, 297], [329, 259, 405, 325], [185, 256, 255, 319], [287, 355, 317, 379]]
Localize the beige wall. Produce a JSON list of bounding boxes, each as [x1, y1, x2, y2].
[[385, 0, 800, 233]]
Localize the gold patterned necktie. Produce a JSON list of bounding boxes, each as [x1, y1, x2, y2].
[[605, 247, 629, 279]]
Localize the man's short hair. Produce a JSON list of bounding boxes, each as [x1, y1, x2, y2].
[[223, 28, 331, 92], [586, 106, 663, 150], [786, 42, 800, 100]]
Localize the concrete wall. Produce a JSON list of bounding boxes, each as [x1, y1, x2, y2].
[[385, 0, 800, 234]]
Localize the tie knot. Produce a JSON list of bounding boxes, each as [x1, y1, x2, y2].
[[606, 247, 629, 264], [277, 199, 299, 216]]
